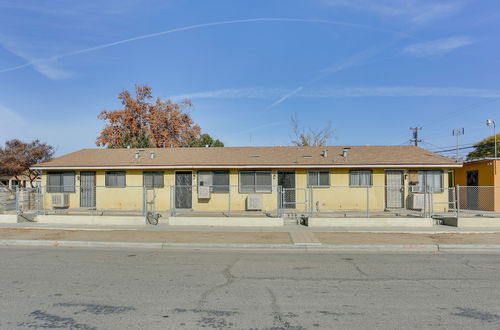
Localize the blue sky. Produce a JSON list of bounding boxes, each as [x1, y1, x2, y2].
[[1, 0, 500, 158]]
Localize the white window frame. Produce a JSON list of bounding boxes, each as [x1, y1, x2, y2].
[[198, 170, 230, 193], [349, 170, 373, 187], [239, 171, 272, 193], [307, 170, 330, 187]]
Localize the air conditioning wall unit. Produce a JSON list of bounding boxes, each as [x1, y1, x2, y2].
[[198, 186, 211, 199], [246, 195, 263, 211], [408, 194, 427, 210], [52, 193, 70, 209]]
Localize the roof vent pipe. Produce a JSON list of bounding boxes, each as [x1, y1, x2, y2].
[[342, 148, 350, 161], [150, 152, 155, 159], [321, 149, 328, 158], [134, 152, 140, 160]]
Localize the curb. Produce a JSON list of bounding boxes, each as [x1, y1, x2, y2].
[[0, 239, 470, 252], [1, 239, 500, 252], [438, 244, 500, 252]]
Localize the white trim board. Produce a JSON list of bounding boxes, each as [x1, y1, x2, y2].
[[32, 164, 461, 170]]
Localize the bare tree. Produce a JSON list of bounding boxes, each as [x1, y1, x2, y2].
[[290, 114, 333, 146]]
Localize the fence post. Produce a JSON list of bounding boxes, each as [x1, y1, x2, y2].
[[456, 185, 460, 219], [170, 185, 175, 217], [142, 186, 146, 216], [36, 186, 40, 216], [366, 186, 370, 218], [228, 185, 231, 217], [15, 186, 20, 215]]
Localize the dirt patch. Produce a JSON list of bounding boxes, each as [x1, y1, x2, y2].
[[0, 228, 292, 244]]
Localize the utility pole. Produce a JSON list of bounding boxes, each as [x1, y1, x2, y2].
[[410, 127, 422, 146], [453, 128, 465, 161]]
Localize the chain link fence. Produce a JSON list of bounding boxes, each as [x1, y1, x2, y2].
[[0, 186, 17, 214], [6, 184, 500, 220]]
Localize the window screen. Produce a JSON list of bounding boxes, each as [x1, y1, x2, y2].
[[198, 171, 229, 193], [143, 171, 164, 188], [106, 171, 126, 187], [213, 171, 229, 193], [308, 171, 330, 187], [239, 171, 272, 193], [47, 172, 75, 193], [255, 171, 272, 192], [417, 170, 443, 193], [349, 170, 373, 187]]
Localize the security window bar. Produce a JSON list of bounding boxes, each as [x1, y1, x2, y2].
[[143, 171, 164, 188], [239, 171, 272, 193], [198, 171, 229, 193], [308, 170, 330, 187], [105, 171, 126, 187], [47, 172, 76, 193], [350, 170, 373, 187]]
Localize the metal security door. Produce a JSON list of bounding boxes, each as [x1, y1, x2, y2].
[[467, 170, 479, 210], [278, 171, 296, 209], [386, 170, 404, 208], [175, 172, 192, 209], [80, 171, 96, 208]]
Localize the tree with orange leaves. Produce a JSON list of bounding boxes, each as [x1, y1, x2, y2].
[[96, 85, 202, 148]]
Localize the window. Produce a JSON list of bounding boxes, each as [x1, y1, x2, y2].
[[105, 171, 126, 187], [47, 172, 75, 192], [417, 170, 443, 193], [350, 170, 373, 187], [308, 170, 330, 187], [198, 171, 229, 193], [239, 171, 272, 193], [143, 171, 164, 188]]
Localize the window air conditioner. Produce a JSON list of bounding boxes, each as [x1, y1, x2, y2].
[[198, 186, 211, 199], [52, 193, 70, 209], [246, 195, 263, 211]]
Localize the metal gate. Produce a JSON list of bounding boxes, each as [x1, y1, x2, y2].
[[279, 187, 310, 217], [278, 171, 295, 209], [175, 172, 192, 209], [80, 171, 96, 208]]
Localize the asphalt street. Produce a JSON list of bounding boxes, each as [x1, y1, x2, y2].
[[1, 247, 500, 329]]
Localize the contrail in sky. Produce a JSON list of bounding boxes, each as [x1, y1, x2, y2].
[[0, 17, 416, 74]]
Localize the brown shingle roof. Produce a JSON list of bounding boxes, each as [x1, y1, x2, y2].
[[32, 146, 459, 169]]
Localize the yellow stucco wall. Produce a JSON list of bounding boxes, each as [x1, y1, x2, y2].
[[41, 168, 452, 213], [454, 160, 500, 212]]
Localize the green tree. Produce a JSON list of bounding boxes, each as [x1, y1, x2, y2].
[[467, 134, 500, 160], [188, 133, 224, 147]]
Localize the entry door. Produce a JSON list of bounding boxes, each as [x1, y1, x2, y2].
[[80, 171, 96, 208], [175, 172, 192, 209], [278, 171, 296, 209], [386, 170, 404, 208], [467, 170, 479, 210]]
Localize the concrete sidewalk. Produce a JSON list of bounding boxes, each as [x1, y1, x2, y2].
[[1, 227, 500, 252], [4, 222, 500, 233]]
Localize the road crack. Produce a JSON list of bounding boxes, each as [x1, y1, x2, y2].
[[197, 258, 238, 310]]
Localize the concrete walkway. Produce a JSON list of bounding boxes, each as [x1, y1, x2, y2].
[[4, 222, 500, 233], [1, 226, 500, 252]]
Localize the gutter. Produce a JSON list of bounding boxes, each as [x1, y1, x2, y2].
[[31, 164, 462, 170]]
